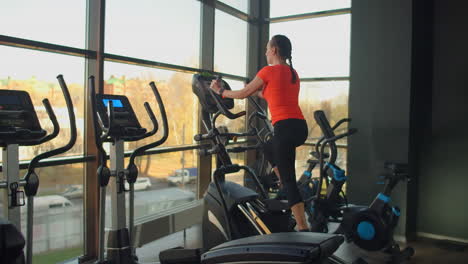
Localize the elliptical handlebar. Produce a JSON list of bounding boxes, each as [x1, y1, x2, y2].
[[89, 76, 109, 169], [127, 81, 169, 167], [142, 102, 158, 137], [38, 99, 60, 143], [227, 143, 261, 153], [323, 128, 358, 145], [208, 77, 246, 120], [24, 75, 77, 183], [20, 99, 59, 147], [194, 128, 256, 142], [313, 111, 356, 165], [331, 118, 351, 131]]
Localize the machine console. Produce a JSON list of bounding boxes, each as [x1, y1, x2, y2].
[[0, 90, 46, 143], [96, 94, 146, 138]]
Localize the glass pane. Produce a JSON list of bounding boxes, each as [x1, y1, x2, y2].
[[134, 150, 197, 220], [214, 10, 247, 77], [102, 150, 197, 227], [218, 0, 248, 13], [1, 0, 86, 48], [105, 0, 200, 68], [300, 81, 349, 142], [216, 79, 246, 133], [270, 0, 350, 18], [0, 46, 86, 160], [19, 164, 84, 263], [104, 62, 200, 148], [270, 14, 351, 78]]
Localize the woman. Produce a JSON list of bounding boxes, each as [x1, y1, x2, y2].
[[210, 35, 309, 231]]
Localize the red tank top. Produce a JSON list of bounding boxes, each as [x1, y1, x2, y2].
[[257, 65, 304, 125]]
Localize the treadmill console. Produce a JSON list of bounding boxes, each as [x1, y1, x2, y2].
[[96, 94, 146, 137]]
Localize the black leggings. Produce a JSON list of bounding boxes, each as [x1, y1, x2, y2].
[[264, 118, 308, 207]]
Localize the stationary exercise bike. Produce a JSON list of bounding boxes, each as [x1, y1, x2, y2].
[[158, 73, 346, 264], [305, 110, 414, 264], [0, 75, 77, 264]]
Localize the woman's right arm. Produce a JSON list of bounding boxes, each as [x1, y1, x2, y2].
[[253, 88, 264, 99], [210, 76, 264, 99]]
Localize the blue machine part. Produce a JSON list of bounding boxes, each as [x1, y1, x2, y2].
[[392, 207, 401, 216], [325, 162, 347, 181], [303, 170, 312, 178], [357, 221, 376, 241], [377, 193, 391, 203], [102, 98, 124, 108]]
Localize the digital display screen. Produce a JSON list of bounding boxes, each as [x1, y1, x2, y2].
[[102, 99, 124, 108], [0, 95, 21, 105]]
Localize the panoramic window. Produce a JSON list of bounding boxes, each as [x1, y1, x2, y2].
[[1, 0, 86, 48], [270, 0, 350, 18], [105, 0, 200, 68], [0, 46, 85, 160], [104, 61, 199, 149], [270, 14, 351, 78], [214, 10, 248, 77]]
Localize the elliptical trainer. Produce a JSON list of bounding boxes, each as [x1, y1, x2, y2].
[[0, 75, 77, 264], [158, 73, 346, 264], [88, 76, 168, 264], [307, 110, 414, 264]]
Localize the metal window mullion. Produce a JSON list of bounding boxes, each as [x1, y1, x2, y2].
[[198, 0, 216, 199], [103, 53, 247, 82], [213, 0, 249, 21], [0, 155, 93, 172], [268, 8, 351, 23], [300, 77, 350, 82], [0, 35, 93, 58], [244, 0, 270, 188]]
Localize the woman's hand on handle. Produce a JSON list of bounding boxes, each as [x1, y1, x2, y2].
[[210, 79, 222, 95], [211, 76, 264, 100]]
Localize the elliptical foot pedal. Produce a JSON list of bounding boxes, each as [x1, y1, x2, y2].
[[159, 247, 202, 264]]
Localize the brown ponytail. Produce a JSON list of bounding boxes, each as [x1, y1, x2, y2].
[[270, 35, 297, 84]]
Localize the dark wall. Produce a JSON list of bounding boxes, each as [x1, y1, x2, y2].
[[416, 0, 468, 240], [348, 0, 413, 236], [349, 0, 468, 241]]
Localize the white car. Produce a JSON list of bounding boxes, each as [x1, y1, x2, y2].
[[24, 195, 74, 211], [168, 168, 197, 185], [125, 177, 152, 191], [61, 184, 83, 199]]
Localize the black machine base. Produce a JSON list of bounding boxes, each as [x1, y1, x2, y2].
[[106, 228, 136, 264], [0, 219, 25, 264], [160, 232, 344, 264], [331, 238, 414, 264]]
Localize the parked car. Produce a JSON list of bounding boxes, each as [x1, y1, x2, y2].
[[31, 195, 74, 210], [168, 168, 197, 185], [125, 177, 152, 191], [61, 184, 83, 199]]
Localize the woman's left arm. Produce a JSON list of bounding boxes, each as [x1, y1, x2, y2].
[[210, 76, 264, 99]]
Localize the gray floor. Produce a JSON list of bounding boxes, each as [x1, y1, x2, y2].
[[136, 225, 468, 264], [63, 224, 468, 263]]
